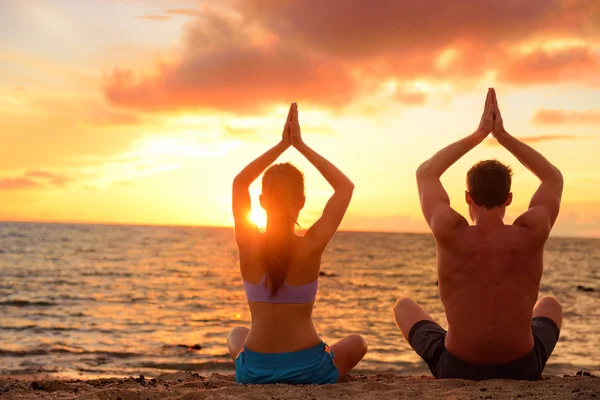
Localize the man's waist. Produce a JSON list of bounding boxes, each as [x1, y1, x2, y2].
[[445, 329, 535, 364]]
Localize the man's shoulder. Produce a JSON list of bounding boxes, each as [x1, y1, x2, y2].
[[435, 224, 544, 252]]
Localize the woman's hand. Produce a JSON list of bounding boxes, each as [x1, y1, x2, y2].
[[281, 103, 293, 148], [290, 102, 304, 148]]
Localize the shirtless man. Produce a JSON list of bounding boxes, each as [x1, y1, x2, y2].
[[393, 88, 563, 380]]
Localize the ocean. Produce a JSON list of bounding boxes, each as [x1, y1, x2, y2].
[[0, 222, 598, 379]]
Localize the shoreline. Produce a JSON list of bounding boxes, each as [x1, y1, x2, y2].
[[1, 372, 598, 400]]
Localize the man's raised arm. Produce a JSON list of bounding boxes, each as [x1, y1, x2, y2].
[[492, 89, 563, 235], [416, 88, 495, 236]]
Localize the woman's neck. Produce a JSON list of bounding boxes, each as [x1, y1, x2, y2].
[[266, 216, 295, 235]]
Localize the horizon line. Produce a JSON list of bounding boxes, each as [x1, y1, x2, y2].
[[0, 219, 598, 241]]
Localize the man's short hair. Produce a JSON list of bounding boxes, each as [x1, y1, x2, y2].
[[466, 159, 513, 209]]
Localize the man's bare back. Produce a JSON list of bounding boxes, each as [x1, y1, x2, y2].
[[439, 224, 544, 364], [393, 88, 563, 380]]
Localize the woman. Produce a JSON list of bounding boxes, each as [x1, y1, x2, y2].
[[228, 102, 367, 384]]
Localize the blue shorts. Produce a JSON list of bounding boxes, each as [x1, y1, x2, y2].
[[235, 341, 339, 384]]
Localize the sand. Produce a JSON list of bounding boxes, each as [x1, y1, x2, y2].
[[0, 372, 598, 399]]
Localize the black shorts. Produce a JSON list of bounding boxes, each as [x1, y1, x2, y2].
[[408, 317, 560, 380]]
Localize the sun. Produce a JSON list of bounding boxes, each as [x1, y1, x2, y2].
[[248, 208, 267, 229]]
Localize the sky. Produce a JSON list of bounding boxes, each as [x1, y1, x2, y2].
[[0, 0, 599, 237]]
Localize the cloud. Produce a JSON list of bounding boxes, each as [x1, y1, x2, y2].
[[86, 109, 141, 126], [104, 1, 600, 113], [133, 8, 201, 22], [499, 46, 600, 86], [135, 15, 172, 21], [532, 109, 600, 126], [238, 0, 600, 83], [113, 180, 135, 186], [485, 134, 589, 146], [24, 170, 72, 186], [0, 170, 71, 191], [223, 125, 259, 139], [164, 8, 200, 16], [303, 123, 335, 135], [0, 177, 41, 191], [238, 0, 557, 59], [394, 91, 428, 105], [104, 10, 357, 113]]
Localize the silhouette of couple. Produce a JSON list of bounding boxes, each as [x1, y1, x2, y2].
[[228, 88, 563, 384]]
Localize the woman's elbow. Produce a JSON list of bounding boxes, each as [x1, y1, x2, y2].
[[232, 175, 247, 189], [346, 180, 355, 194]]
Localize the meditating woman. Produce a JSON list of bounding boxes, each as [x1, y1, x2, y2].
[[228, 102, 367, 384]]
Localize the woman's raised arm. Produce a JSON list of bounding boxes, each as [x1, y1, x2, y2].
[[232, 104, 293, 246], [289, 103, 354, 250]]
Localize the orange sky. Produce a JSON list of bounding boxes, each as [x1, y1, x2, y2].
[[1, 0, 599, 237]]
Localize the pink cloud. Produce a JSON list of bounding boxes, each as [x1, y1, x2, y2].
[[0, 177, 40, 191], [164, 8, 200, 16], [24, 170, 72, 187], [239, 0, 557, 58], [103, 1, 600, 113], [533, 109, 600, 125], [499, 47, 599, 86], [394, 91, 428, 105], [135, 15, 172, 21], [86, 110, 140, 126], [0, 171, 72, 190], [104, 11, 356, 113], [485, 135, 589, 146]]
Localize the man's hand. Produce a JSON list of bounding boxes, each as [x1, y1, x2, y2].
[[491, 88, 508, 140], [476, 88, 495, 139], [290, 102, 304, 148]]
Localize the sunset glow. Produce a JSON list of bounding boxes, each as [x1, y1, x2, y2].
[[248, 209, 266, 231], [1, 1, 599, 237]]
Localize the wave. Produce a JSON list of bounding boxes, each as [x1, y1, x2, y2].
[[44, 280, 80, 286], [0, 300, 57, 307], [76, 248, 97, 253], [81, 272, 134, 277], [0, 325, 121, 334], [0, 325, 37, 331], [1, 231, 27, 238], [0, 347, 140, 358]]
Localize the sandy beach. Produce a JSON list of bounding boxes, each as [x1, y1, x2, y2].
[[1, 372, 598, 399]]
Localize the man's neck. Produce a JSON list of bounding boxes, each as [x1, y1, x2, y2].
[[473, 208, 505, 228]]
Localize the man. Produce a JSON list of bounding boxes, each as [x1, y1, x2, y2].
[[394, 88, 563, 380]]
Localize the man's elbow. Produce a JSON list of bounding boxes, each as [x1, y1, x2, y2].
[[544, 166, 564, 187], [416, 161, 431, 181], [554, 167, 564, 185]]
